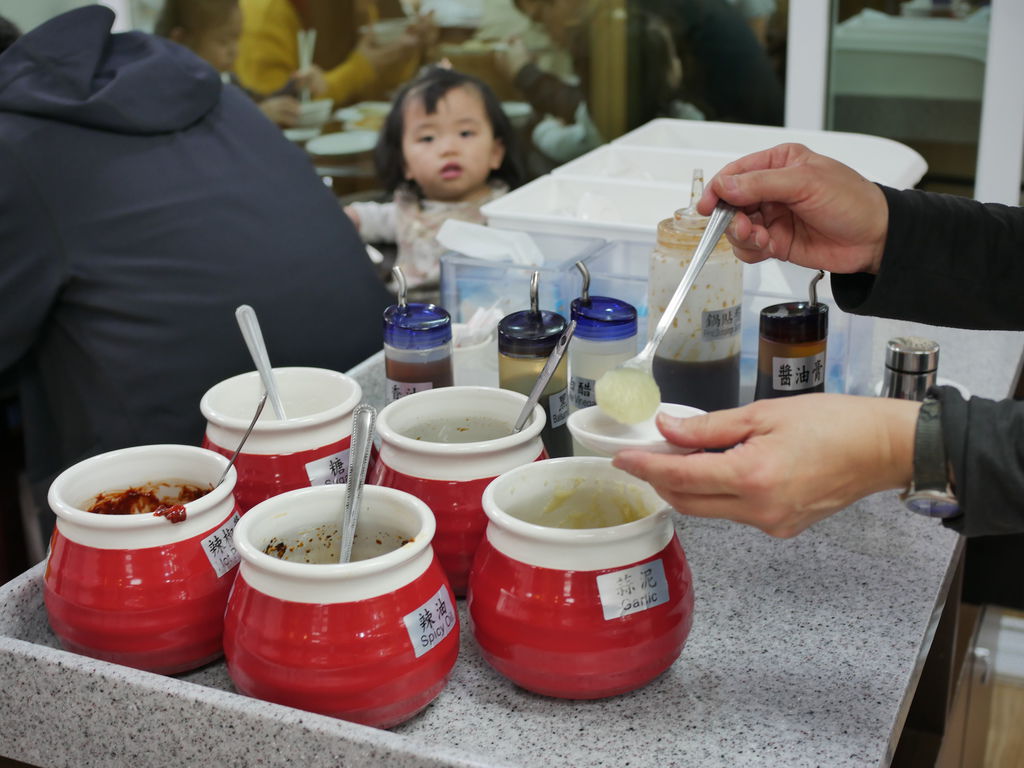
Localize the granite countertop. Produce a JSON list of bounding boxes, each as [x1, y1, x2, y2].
[[2, 324, 1021, 768]]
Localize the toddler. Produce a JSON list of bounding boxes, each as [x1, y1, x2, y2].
[[346, 67, 523, 295], [155, 0, 303, 127]]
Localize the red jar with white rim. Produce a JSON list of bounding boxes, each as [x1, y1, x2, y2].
[[44, 444, 241, 674], [368, 386, 546, 596], [224, 484, 458, 728], [201, 367, 361, 512], [468, 457, 694, 699]]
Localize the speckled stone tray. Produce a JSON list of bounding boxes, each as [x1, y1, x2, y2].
[[4, 321, 1015, 768], [1, 494, 960, 768]]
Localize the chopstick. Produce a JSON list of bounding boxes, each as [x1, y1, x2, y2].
[[296, 28, 317, 102]]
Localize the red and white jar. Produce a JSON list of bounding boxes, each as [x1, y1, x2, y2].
[[224, 484, 458, 728], [201, 367, 361, 512], [44, 444, 241, 674], [368, 386, 546, 596], [468, 456, 695, 699]]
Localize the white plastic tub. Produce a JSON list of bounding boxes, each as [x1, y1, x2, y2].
[[552, 145, 735, 187], [612, 118, 927, 188], [481, 175, 691, 243]]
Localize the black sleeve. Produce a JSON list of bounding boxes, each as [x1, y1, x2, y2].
[[934, 385, 1024, 537], [832, 185, 1024, 330]]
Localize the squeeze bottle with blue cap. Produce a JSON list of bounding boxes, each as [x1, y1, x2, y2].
[[498, 273, 571, 458], [383, 267, 454, 404], [568, 262, 638, 412]]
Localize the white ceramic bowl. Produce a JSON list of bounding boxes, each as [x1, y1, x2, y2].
[[567, 402, 706, 456], [295, 98, 334, 129], [305, 130, 378, 157]]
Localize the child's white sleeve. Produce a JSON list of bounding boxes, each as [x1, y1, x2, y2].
[[348, 200, 399, 243]]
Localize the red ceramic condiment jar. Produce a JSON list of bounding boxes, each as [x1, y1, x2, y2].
[[201, 367, 361, 512], [369, 386, 546, 596], [224, 484, 458, 728], [468, 457, 695, 699], [45, 444, 241, 674]]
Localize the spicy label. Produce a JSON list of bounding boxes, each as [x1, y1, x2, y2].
[[305, 448, 351, 486], [701, 305, 742, 341], [403, 584, 457, 657], [570, 376, 596, 409], [771, 352, 825, 392], [386, 379, 432, 404], [596, 559, 670, 620], [202, 511, 241, 578]]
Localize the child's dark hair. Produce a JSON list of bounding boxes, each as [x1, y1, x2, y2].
[[154, 0, 237, 38], [375, 67, 523, 197], [0, 15, 21, 55]]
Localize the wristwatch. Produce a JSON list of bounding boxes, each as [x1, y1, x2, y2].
[[900, 395, 960, 518]]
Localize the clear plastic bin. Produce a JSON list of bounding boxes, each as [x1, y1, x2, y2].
[[439, 231, 604, 323]]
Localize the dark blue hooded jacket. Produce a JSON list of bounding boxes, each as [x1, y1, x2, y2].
[[0, 7, 389, 509]]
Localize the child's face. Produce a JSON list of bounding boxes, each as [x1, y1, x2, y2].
[[180, 7, 243, 73], [401, 85, 506, 203]]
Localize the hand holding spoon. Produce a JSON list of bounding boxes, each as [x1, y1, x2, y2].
[[595, 202, 736, 424]]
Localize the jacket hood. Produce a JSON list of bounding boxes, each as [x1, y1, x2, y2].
[[0, 6, 221, 135]]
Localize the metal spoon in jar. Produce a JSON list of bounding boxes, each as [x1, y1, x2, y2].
[[594, 201, 737, 424], [215, 392, 267, 487], [339, 403, 377, 564], [235, 304, 288, 420]]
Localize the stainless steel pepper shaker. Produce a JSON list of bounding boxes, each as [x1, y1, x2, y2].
[[881, 337, 939, 401]]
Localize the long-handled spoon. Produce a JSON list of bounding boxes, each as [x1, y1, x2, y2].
[[215, 392, 267, 487], [339, 404, 377, 564], [595, 202, 737, 424], [235, 304, 288, 420], [512, 319, 576, 433]]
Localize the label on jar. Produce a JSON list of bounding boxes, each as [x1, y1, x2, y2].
[[404, 584, 457, 657], [201, 511, 241, 578], [772, 352, 826, 392], [305, 448, 351, 486], [548, 388, 570, 428], [701, 305, 742, 341], [596, 559, 669, 620], [570, 376, 596, 409], [386, 379, 433, 403]]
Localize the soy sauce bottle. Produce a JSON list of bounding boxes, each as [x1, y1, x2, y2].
[[755, 271, 829, 399], [383, 267, 454, 404], [498, 273, 571, 458]]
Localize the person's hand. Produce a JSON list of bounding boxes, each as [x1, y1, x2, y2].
[[291, 64, 328, 99], [258, 95, 301, 127], [344, 205, 361, 229], [613, 394, 920, 538], [697, 143, 890, 275], [357, 29, 420, 73], [495, 37, 532, 79]]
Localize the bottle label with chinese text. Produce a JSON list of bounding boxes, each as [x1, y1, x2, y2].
[[596, 559, 669, 620], [701, 305, 742, 341], [548, 388, 570, 428], [385, 379, 433, 404], [772, 352, 826, 392], [570, 376, 596, 409]]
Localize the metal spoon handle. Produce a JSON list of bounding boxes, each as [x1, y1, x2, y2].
[[235, 304, 288, 420], [639, 202, 737, 364], [216, 392, 267, 487], [513, 319, 576, 433], [340, 403, 376, 564]]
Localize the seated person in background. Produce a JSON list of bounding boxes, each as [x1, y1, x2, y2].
[[236, 0, 436, 107], [345, 67, 523, 299], [0, 6, 392, 543], [156, 0, 305, 126]]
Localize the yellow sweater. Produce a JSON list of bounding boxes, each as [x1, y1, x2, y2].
[[236, 0, 377, 106]]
